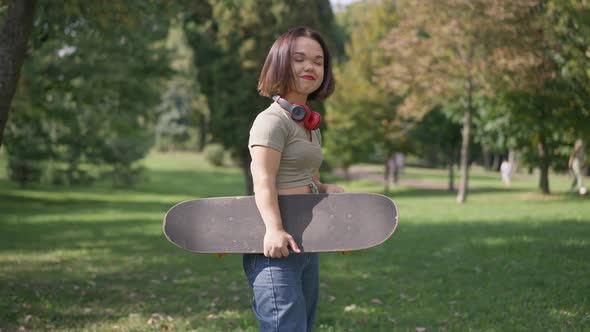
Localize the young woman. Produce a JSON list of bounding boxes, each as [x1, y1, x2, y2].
[[244, 26, 344, 331], [569, 139, 586, 194]]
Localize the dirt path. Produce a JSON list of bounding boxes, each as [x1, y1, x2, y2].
[[334, 166, 448, 190]]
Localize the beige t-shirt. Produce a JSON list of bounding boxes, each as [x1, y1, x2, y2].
[[249, 102, 323, 189]]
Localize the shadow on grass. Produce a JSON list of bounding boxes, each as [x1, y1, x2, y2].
[[0, 167, 246, 200], [319, 219, 589, 330]]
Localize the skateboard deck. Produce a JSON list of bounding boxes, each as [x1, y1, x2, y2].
[[163, 193, 398, 253]]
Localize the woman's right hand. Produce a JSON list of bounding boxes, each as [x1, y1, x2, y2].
[[263, 229, 301, 258]]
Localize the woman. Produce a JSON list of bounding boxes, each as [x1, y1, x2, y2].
[[244, 26, 344, 331], [569, 139, 586, 194]]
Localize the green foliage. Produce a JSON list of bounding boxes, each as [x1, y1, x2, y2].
[[3, 107, 54, 185], [409, 106, 462, 167], [184, 0, 338, 193], [325, 0, 398, 169], [156, 20, 208, 152], [204, 143, 225, 167], [5, 0, 177, 186]]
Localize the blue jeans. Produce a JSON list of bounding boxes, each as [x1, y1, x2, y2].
[[243, 253, 319, 332]]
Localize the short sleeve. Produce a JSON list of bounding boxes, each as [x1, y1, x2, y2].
[[249, 111, 288, 152], [315, 129, 322, 146]]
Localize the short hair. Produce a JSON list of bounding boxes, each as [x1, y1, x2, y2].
[[258, 26, 335, 101]]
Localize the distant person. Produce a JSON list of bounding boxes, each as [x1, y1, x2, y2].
[[569, 139, 586, 195], [246, 26, 344, 331], [395, 152, 405, 175], [500, 159, 512, 186], [388, 155, 398, 185]]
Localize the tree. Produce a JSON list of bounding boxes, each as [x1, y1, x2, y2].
[[378, 0, 541, 203], [156, 19, 208, 152], [0, 0, 37, 148], [185, 0, 338, 194], [472, 0, 590, 193], [324, 0, 398, 183], [409, 105, 462, 190], [5, 1, 177, 185]]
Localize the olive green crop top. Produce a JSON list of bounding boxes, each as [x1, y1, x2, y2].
[[249, 102, 323, 189]]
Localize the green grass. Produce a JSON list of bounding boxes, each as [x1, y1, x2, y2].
[[1, 151, 589, 331]]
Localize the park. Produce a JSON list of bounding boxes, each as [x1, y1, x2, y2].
[[1, 0, 589, 331]]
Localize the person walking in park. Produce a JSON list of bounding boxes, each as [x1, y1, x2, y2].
[[244, 26, 344, 331], [500, 159, 512, 186], [569, 139, 586, 195]]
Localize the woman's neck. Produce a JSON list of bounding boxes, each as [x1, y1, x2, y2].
[[283, 91, 307, 104]]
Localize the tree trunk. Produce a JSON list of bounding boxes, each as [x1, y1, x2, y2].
[[0, 0, 37, 148], [537, 134, 550, 194], [492, 153, 501, 171], [198, 113, 207, 152], [508, 149, 518, 173], [240, 148, 253, 195], [384, 159, 390, 193], [482, 145, 491, 170], [457, 78, 473, 204], [448, 148, 455, 191]]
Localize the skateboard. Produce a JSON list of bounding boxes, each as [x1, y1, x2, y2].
[[163, 193, 398, 254]]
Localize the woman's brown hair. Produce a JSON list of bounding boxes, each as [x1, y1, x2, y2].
[[258, 26, 335, 101]]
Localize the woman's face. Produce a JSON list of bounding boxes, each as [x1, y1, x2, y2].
[[290, 37, 324, 97]]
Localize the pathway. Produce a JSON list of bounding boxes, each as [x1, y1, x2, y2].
[[334, 166, 448, 190]]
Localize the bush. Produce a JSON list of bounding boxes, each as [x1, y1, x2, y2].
[[204, 144, 225, 167], [8, 158, 44, 186]]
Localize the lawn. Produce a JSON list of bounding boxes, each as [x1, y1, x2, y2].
[[1, 151, 589, 331]]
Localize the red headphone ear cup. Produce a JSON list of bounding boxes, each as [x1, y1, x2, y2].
[[305, 112, 322, 130]]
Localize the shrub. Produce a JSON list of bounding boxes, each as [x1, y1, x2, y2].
[[204, 144, 225, 167]]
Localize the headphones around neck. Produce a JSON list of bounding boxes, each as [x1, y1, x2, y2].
[[272, 95, 322, 130]]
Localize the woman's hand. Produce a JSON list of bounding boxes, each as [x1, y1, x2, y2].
[[263, 229, 301, 258], [323, 184, 345, 193]]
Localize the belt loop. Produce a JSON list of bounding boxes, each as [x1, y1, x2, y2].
[[309, 182, 319, 194]]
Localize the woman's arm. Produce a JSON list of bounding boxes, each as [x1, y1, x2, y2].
[[313, 169, 344, 193], [250, 145, 301, 258]]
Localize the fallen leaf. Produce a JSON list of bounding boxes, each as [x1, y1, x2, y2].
[[328, 296, 336, 302], [416, 328, 427, 332], [344, 304, 357, 312], [160, 324, 169, 331], [371, 298, 383, 305]]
